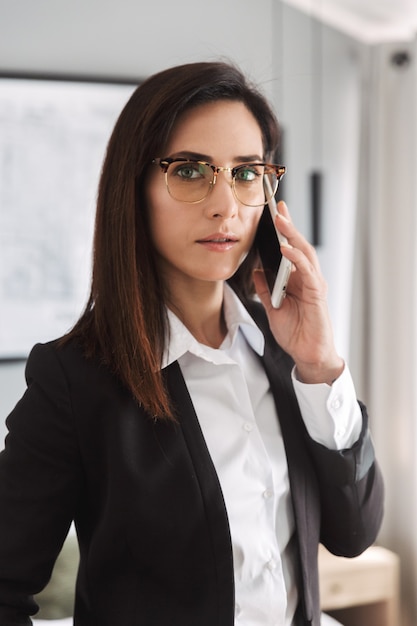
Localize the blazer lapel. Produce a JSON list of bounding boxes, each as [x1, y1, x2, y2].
[[163, 362, 235, 623]]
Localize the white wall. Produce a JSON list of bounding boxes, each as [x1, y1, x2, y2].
[[0, 0, 276, 91], [273, 3, 363, 356], [0, 0, 361, 445]]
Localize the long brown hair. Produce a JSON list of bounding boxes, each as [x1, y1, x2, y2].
[[66, 61, 281, 419]]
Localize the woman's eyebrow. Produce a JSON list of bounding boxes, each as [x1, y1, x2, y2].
[[167, 151, 264, 163], [234, 154, 264, 163], [168, 151, 212, 162]]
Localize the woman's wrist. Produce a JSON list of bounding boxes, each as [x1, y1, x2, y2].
[[294, 356, 345, 386]]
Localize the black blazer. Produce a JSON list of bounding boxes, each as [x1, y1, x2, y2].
[[0, 302, 384, 626]]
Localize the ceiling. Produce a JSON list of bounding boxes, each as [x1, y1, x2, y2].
[[282, 0, 417, 43]]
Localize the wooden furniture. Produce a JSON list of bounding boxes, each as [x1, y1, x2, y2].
[[319, 545, 400, 626]]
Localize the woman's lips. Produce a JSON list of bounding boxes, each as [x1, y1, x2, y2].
[[196, 233, 239, 251]]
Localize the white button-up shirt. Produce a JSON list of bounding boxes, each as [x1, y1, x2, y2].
[[162, 284, 362, 626]]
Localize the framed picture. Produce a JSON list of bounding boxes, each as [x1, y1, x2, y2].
[[0, 73, 138, 359]]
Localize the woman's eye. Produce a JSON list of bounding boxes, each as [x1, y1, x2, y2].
[[174, 163, 204, 180], [236, 166, 259, 182]]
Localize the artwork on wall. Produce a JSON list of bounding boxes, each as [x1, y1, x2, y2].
[[0, 73, 138, 359]]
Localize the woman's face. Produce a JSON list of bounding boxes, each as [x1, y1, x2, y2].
[[146, 100, 265, 295]]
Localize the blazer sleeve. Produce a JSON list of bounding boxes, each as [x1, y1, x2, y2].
[[305, 399, 384, 557], [0, 343, 81, 624]]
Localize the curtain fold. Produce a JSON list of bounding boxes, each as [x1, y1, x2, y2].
[[350, 37, 417, 626]]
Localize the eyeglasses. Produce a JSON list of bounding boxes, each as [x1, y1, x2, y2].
[[152, 158, 286, 207]]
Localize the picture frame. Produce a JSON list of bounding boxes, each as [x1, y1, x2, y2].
[[0, 72, 138, 359]]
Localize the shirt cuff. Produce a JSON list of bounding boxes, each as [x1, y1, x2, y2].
[[291, 364, 362, 450]]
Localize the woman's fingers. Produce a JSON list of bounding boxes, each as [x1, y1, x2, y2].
[[275, 203, 324, 291]]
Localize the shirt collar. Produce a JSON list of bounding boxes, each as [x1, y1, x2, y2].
[[161, 284, 265, 369]]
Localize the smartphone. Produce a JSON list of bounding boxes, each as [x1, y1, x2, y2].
[[255, 189, 292, 309]]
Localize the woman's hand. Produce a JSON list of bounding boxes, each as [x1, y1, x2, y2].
[[253, 201, 344, 385]]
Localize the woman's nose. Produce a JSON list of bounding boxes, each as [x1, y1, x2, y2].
[[205, 171, 238, 218]]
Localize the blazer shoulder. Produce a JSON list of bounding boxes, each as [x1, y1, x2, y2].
[[27, 337, 92, 381], [26, 337, 126, 404]]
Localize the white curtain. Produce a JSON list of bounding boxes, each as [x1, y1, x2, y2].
[[350, 36, 417, 626]]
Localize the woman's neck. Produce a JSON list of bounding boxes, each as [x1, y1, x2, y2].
[[167, 281, 227, 349]]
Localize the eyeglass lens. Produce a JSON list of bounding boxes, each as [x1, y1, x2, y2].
[[165, 161, 279, 206]]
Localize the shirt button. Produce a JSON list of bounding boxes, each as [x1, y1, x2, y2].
[[263, 489, 273, 499], [235, 603, 241, 617], [266, 558, 277, 571], [331, 395, 343, 410], [243, 422, 253, 433]]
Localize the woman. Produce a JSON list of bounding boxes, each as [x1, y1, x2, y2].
[[0, 61, 383, 626]]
